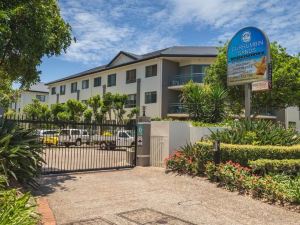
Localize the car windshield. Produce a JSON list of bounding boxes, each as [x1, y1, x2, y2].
[[60, 130, 69, 135], [126, 130, 134, 137], [43, 130, 58, 135]]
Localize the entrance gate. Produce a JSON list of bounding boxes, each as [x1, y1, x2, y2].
[[9, 118, 137, 174]]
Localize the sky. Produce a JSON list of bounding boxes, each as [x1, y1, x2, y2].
[[39, 0, 300, 83]]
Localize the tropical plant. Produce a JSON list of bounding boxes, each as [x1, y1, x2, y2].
[[127, 107, 140, 120], [87, 95, 103, 122], [23, 99, 51, 120], [112, 94, 128, 122], [50, 103, 67, 120], [65, 99, 86, 121], [102, 93, 114, 120], [0, 119, 43, 186], [83, 109, 93, 123], [210, 119, 300, 146], [181, 82, 228, 122]]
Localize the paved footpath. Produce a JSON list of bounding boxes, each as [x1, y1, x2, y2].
[[36, 167, 300, 225]]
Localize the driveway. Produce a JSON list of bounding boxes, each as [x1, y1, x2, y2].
[[36, 167, 300, 225]]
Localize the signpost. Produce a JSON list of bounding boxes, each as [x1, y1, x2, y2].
[[227, 27, 271, 119]]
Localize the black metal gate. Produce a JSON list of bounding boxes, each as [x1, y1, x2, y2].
[[9, 118, 137, 174]]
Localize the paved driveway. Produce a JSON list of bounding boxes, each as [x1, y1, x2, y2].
[[37, 167, 300, 225]]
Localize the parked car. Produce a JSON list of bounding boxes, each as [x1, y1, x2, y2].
[[38, 130, 59, 146], [92, 130, 135, 150], [59, 129, 90, 147]]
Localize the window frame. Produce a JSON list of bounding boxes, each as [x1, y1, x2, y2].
[[71, 82, 78, 93], [51, 87, 56, 95], [126, 69, 136, 84], [145, 91, 157, 104], [94, 77, 101, 87], [82, 79, 89, 89], [107, 74, 116, 87], [36, 95, 46, 102], [125, 94, 137, 108], [145, 64, 157, 78], [60, 85, 66, 95]]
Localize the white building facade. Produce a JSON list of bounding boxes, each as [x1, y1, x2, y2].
[[11, 82, 49, 113]]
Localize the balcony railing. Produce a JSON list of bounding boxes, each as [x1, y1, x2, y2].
[[251, 107, 277, 117], [168, 103, 187, 114], [169, 73, 205, 86]]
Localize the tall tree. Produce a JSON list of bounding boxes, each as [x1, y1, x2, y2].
[[23, 99, 50, 120], [65, 99, 86, 121], [112, 94, 127, 122], [87, 95, 103, 122], [205, 42, 300, 113], [0, 0, 72, 107]]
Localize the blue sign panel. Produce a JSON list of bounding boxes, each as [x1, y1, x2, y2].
[[227, 27, 271, 86]]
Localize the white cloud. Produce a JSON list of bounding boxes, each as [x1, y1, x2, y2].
[[58, 0, 300, 66]]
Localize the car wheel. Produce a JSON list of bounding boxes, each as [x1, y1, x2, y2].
[[100, 142, 107, 150], [75, 139, 81, 147], [65, 143, 70, 148]]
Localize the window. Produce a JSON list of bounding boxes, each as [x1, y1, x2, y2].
[[60, 85, 66, 95], [51, 87, 56, 95], [36, 95, 46, 102], [82, 130, 88, 135], [145, 91, 157, 104], [71, 82, 77, 93], [119, 132, 129, 138], [126, 69, 136, 83], [125, 94, 136, 108], [145, 64, 157, 77], [71, 130, 80, 135], [82, 79, 89, 89], [107, 74, 116, 87], [94, 77, 101, 87]]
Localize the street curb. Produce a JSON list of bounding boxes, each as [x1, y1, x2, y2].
[[37, 197, 56, 225]]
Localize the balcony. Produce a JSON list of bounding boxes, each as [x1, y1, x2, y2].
[[167, 103, 188, 118], [168, 73, 205, 90]]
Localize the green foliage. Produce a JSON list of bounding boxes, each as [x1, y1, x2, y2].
[[87, 95, 103, 122], [197, 142, 300, 166], [83, 109, 93, 123], [23, 99, 50, 120], [210, 120, 300, 146], [0, 0, 72, 88], [65, 99, 86, 121], [50, 103, 67, 120], [166, 143, 213, 175], [127, 107, 140, 120], [112, 94, 127, 122], [0, 187, 38, 225], [205, 161, 300, 203], [102, 93, 114, 120], [0, 120, 43, 186], [249, 159, 300, 176], [181, 82, 228, 123], [205, 42, 300, 111]]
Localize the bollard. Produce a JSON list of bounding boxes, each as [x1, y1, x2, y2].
[[213, 140, 221, 165]]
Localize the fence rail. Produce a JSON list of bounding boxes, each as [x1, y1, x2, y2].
[[4, 117, 137, 174]]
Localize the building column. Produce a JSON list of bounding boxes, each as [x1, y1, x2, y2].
[[76, 90, 80, 101], [103, 85, 106, 95], [56, 94, 59, 103], [136, 78, 141, 116], [136, 116, 151, 166]]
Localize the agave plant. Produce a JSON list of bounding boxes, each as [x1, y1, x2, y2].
[[0, 119, 43, 187], [210, 119, 300, 146]]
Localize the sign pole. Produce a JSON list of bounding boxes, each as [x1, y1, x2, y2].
[[244, 83, 251, 120]]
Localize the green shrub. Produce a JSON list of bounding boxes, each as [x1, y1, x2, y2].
[[197, 142, 300, 166], [0, 189, 38, 225], [205, 161, 300, 203], [0, 119, 43, 186], [210, 119, 300, 146], [249, 159, 300, 175], [165, 143, 213, 175]]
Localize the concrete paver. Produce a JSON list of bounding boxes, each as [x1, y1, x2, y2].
[[36, 167, 300, 225]]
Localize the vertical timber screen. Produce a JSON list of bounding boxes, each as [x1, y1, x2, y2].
[[5, 116, 137, 174]]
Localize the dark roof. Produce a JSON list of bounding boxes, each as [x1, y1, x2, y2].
[[26, 82, 49, 93], [46, 46, 217, 85]]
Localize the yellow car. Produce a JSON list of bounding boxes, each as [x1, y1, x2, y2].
[[41, 130, 59, 146]]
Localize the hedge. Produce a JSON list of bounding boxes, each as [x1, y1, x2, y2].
[[195, 142, 300, 166], [249, 159, 300, 175]]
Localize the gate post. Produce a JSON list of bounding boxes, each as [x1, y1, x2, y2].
[[136, 116, 151, 166]]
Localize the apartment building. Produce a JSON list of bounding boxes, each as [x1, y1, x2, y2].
[[11, 82, 49, 113], [46, 46, 300, 130], [46, 46, 217, 118]]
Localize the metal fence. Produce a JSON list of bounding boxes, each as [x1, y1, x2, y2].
[[150, 136, 167, 167], [5, 117, 137, 174]]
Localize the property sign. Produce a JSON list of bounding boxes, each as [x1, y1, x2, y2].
[[227, 27, 271, 86], [137, 124, 144, 136]]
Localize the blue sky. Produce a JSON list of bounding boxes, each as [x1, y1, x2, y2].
[[39, 0, 300, 83]]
